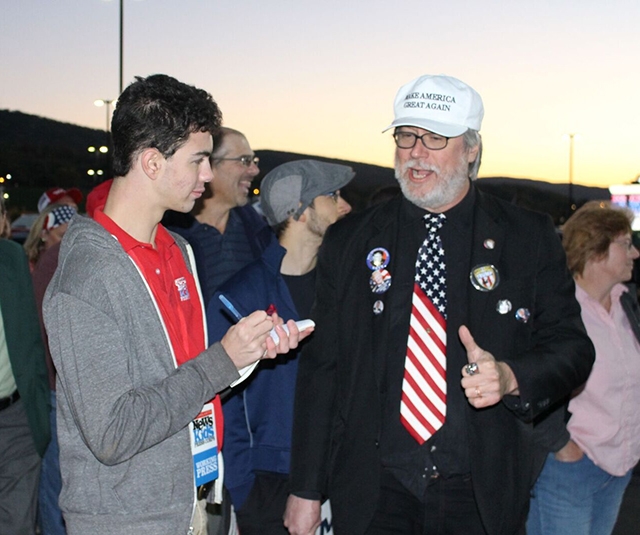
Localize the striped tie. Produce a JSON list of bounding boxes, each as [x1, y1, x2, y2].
[[400, 212, 447, 444]]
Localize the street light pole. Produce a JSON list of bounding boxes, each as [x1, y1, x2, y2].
[[564, 133, 579, 212], [94, 99, 115, 178], [94, 99, 114, 133]]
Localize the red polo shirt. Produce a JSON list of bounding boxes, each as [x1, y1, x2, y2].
[[94, 210, 224, 448]]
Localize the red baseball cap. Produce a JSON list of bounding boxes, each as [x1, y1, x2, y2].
[[38, 187, 83, 213]]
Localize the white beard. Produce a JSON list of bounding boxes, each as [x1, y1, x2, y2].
[[394, 153, 469, 211]]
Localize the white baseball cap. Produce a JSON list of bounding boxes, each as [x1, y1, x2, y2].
[[383, 75, 484, 137]]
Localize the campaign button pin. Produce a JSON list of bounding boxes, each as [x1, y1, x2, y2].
[[469, 264, 500, 292], [484, 239, 495, 250], [367, 247, 390, 271], [370, 269, 392, 294], [496, 299, 512, 314], [174, 277, 190, 301], [373, 300, 384, 315], [515, 308, 531, 323]]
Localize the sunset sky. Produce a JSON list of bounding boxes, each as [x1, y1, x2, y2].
[[2, 0, 639, 187]]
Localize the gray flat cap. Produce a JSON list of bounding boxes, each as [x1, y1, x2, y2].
[[260, 160, 355, 226]]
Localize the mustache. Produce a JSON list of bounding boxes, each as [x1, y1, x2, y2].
[[398, 159, 441, 174]]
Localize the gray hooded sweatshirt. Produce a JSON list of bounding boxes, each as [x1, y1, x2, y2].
[[44, 215, 240, 534]]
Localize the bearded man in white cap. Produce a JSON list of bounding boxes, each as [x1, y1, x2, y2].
[[284, 75, 595, 535]]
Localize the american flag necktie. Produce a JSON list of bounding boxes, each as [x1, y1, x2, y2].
[[400, 212, 447, 444]]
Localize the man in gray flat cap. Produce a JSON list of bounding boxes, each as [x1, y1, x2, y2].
[[207, 160, 352, 535], [284, 75, 595, 535]]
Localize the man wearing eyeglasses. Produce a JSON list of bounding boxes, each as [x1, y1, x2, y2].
[[167, 127, 275, 306], [284, 75, 595, 535], [208, 160, 352, 535]]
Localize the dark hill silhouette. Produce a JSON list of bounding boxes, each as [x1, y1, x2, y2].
[[0, 110, 109, 187], [0, 109, 610, 223], [253, 149, 610, 223], [0, 109, 110, 212]]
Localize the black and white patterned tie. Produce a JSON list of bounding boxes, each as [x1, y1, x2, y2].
[[415, 213, 448, 318]]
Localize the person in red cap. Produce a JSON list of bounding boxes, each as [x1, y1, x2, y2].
[[24, 204, 77, 271], [37, 187, 83, 213]]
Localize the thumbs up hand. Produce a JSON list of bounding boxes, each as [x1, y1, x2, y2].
[[459, 325, 519, 409]]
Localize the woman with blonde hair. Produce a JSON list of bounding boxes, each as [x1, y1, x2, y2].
[[528, 201, 640, 535], [23, 204, 76, 270]]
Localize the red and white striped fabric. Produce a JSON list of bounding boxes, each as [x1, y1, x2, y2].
[[400, 212, 447, 444]]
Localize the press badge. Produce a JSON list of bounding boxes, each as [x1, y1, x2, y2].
[[190, 403, 219, 486]]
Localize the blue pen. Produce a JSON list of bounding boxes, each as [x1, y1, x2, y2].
[[219, 294, 243, 323]]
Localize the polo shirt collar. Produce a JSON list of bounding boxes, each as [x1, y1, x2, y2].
[[94, 209, 176, 253]]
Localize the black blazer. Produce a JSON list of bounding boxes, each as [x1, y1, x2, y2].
[[290, 189, 595, 535]]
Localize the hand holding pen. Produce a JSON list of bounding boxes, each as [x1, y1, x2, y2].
[[219, 294, 315, 370]]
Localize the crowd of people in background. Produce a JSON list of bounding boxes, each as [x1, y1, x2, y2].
[[0, 73, 637, 535]]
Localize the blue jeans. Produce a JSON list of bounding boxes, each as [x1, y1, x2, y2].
[[38, 391, 66, 534], [527, 451, 632, 535]]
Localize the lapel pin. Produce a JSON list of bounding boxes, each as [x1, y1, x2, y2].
[[367, 247, 390, 271], [496, 299, 512, 314], [469, 264, 500, 292], [515, 308, 531, 323], [370, 269, 392, 294]]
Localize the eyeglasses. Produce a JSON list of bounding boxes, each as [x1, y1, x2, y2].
[[613, 239, 635, 252], [215, 155, 260, 167], [324, 191, 341, 202], [393, 131, 449, 150]]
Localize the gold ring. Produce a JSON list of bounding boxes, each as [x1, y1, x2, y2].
[[475, 386, 482, 398]]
